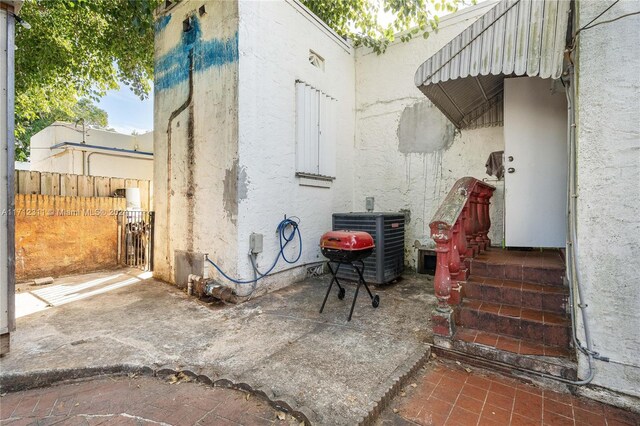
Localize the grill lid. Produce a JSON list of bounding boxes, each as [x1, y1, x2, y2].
[[320, 230, 375, 251]]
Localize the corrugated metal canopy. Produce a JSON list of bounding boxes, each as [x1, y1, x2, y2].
[[415, 0, 571, 129]]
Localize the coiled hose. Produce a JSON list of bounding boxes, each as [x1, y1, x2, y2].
[[205, 217, 302, 285]]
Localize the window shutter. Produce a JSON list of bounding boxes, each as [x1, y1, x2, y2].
[[319, 95, 336, 177], [296, 82, 320, 174], [295, 82, 336, 177]]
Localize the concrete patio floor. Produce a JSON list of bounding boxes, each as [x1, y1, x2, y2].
[[1, 269, 436, 424]]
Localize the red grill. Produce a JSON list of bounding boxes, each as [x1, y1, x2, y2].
[[319, 230, 380, 321], [320, 230, 375, 262]]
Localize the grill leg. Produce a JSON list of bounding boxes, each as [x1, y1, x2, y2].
[[329, 262, 345, 293], [320, 262, 343, 313], [354, 261, 375, 300], [349, 261, 380, 319], [348, 279, 361, 322]]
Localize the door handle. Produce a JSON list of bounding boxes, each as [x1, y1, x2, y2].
[[507, 167, 515, 173], [508, 156, 514, 162]]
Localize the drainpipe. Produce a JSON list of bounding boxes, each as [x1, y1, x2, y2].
[[75, 119, 87, 175], [561, 61, 603, 385], [165, 49, 194, 274], [75, 118, 86, 144]]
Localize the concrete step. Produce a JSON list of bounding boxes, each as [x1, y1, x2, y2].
[[455, 327, 570, 358], [463, 277, 568, 314], [457, 299, 571, 348], [433, 331, 577, 382], [467, 248, 566, 286]]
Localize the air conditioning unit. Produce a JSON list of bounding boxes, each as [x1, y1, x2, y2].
[[332, 212, 405, 284]]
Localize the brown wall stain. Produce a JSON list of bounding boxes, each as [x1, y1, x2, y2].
[[223, 159, 239, 225], [14, 194, 126, 281]]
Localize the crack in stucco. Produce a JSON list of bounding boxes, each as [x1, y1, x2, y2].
[[356, 96, 424, 112]]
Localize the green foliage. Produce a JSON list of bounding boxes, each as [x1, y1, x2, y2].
[[301, 0, 469, 54], [15, 99, 109, 161], [14, 0, 160, 159]]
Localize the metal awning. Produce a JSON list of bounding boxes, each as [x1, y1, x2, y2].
[[414, 0, 571, 129]]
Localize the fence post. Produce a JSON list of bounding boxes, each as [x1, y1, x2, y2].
[[117, 211, 122, 265], [149, 212, 155, 272]]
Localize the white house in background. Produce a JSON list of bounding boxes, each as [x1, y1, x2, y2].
[[14, 162, 30, 171], [29, 122, 154, 180]]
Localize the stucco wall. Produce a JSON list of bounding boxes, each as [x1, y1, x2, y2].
[[30, 123, 153, 180], [574, 0, 640, 401], [14, 195, 125, 280], [153, 0, 504, 290], [354, 1, 504, 269], [153, 0, 240, 284], [234, 0, 356, 289]]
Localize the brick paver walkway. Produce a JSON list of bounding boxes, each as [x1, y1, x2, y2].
[[0, 375, 298, 425], [378, 359, 639, 426]]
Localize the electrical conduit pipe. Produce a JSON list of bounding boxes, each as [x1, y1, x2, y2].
[[204, 217, 302, 297]]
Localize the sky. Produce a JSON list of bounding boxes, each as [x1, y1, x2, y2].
[[97, 84, 153, 135]]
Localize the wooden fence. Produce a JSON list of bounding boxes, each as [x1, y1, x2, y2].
[[15, 170, 152, 211], [14, 194, 127, 281]]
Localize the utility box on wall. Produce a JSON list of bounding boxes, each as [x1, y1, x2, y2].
[[332, 213, 405, 284]]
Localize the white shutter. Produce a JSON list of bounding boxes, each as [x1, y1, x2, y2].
[[295, 82, 336, 177], [307, 85, 319, 174], [295, 82, 306, 173], [319, 96, 336, 177], [296, 82, 319, 174]]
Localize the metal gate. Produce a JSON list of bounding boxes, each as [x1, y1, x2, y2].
[[118, 211, 154, 271]]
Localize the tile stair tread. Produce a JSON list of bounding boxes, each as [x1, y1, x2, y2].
[[461, 298, 569, 326], [471, 259, 566, 270], [466, 277, 568, 293], [454, 326, 572, 358], [468, 261, 566, 286], [464, 279, 567, 314]]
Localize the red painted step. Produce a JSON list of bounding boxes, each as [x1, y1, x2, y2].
[[463, 277, 568, 314], [457, 299, 571, 348], [455, 327, 571, 357], [468, 249, 565, 286]]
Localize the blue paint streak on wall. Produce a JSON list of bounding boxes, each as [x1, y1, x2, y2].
[[155, 16, 238, 93], [155, 15, 171, 33]]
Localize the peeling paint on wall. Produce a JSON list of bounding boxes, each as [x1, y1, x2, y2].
[[397, 100, 455, 154], [186, 100, 195, 252], [223, 160, 239, 224], [238, 166, 249, 200], [155, 16, 239, 92], [153, 0, 240, 285]]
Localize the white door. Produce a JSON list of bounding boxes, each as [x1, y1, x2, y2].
[[504, 77, 567, 248]]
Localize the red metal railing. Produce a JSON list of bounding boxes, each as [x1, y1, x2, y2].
[[429, 177, 495, 336]]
